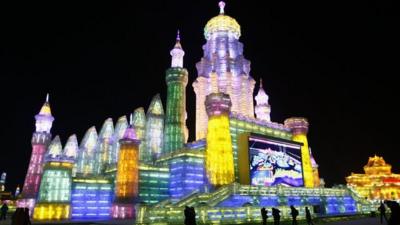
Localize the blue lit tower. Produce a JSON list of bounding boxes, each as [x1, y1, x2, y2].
[[19, 94, 54, 211], [163, 31, 189, 153]]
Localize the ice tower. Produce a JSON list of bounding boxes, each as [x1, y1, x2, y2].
[[112, 115, 140, 219], [19, 94, 54, 211], [164, 31, 189, 153], [255, 79, 271, 122], [193, 1, 255, 139]]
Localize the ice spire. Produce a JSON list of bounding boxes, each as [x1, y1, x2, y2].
[[47, 135, 62, 159], [123, 114, 137, 140], [219, 1, 225, 14], [35, 93, 54, 133], [255, 78, 271, 121], [80, 126, 98, 152], [144, 94, 164, 162], [111, 116, 128, 163], [99, 118, 114, 139], [63, 134, 79, 159], [170, 30, 184, 68]]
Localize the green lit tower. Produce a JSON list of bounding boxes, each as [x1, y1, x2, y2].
[[163, 31, 189, 153]]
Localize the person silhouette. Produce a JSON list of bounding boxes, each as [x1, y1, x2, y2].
[[23, 208, 31, 225], [385, 200, 399, 225], [184, 206, 190, 225], [272, 207, 281, 225], [11, 208, 22, 225], [0, 202, 8, 220], [305, 207, 314, 225], [378, 201, 387, 224], [290, 205, 298, 225], [190, 207, 196, 225], [261, 207, 268, 225]]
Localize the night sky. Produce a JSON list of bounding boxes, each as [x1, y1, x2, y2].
[[2, 1, 399, 192]]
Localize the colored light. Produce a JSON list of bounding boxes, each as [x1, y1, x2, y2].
[[204, 2, 241, 40], [205, 93, 235, 186], [111, 204, 135, 219], [20, 95, 54, 212], [168, 150, 207, 200], [138, 164, 170, 204], [33, 204, 70, 220], [115, 143, 139, 199], [71, 178, 113, 219], [112, 124, 140, 219], [284, 118, 315, 188], [346, 155, 400, 200], [35, 95, 54, 133], [34, 137, 74, 220]]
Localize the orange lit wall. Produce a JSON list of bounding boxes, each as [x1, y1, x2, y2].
[[115, 141, 139, 199]]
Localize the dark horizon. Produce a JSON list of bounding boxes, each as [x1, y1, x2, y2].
[[2, 1, 399, 192]]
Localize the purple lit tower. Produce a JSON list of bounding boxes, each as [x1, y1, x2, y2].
[[19, 94, 54, 211], [193, 1, 256, 139]]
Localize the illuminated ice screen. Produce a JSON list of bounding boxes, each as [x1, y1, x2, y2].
[[249, 136, 304, 187]]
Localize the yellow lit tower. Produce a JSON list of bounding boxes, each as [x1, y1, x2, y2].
[[112, 114, 140, 219], [205, 93, 235, 186], [193, 1, 256, 140], [284, 118, 314, 188]]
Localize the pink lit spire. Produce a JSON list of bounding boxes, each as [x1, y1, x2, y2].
[[255, 78, 269, 104], [123, 114, 137, 140], [255, 78, 271, 121], [176, 29, 181, 42], [219, 1, 225, 14]]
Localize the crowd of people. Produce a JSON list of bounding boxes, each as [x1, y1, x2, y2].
[[0, 203, 31, 225], [259, 206, 313, 225], [183, 204, 314, 225], [11, 208, 31, 225], [0, 199, 398, 225]]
